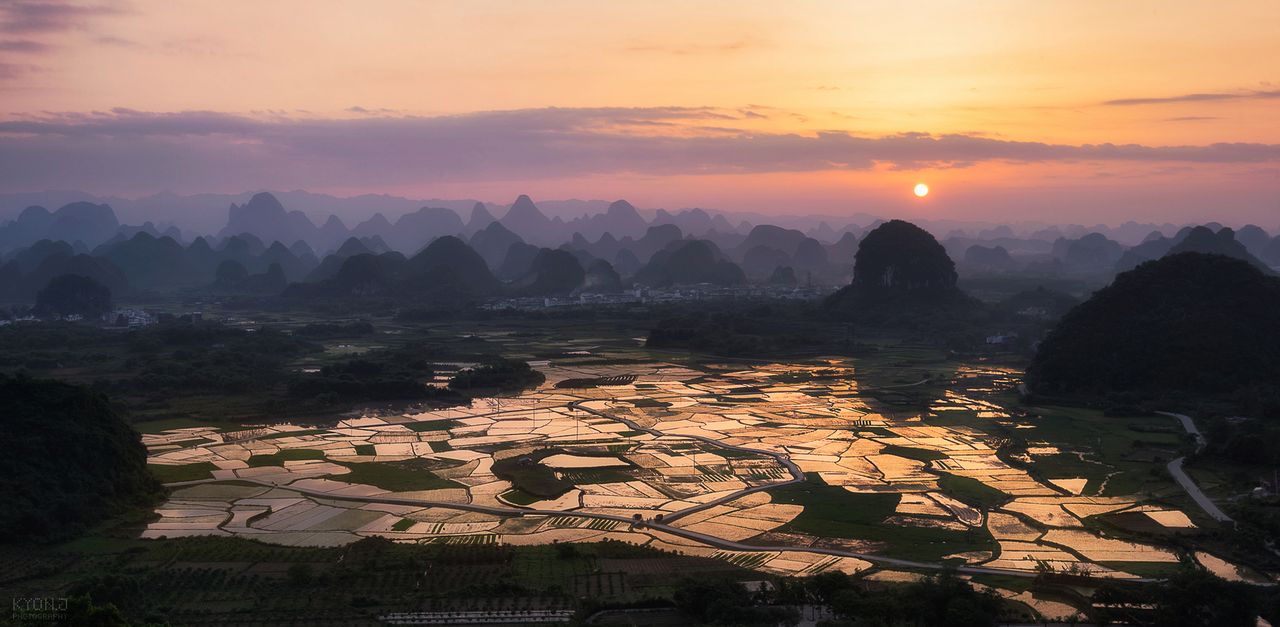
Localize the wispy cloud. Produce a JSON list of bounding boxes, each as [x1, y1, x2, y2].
[[0, 107, 1276, 193], [1103, 89, 1280, 106], [0, 39, 50, 52], [0, 1, 125, 34], [0, 62, 40, 81]]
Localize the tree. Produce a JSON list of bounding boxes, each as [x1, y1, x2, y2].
[[34, 274, 112, 318], [0, 374, 161, 542], [1028, 253, 1280, 400]]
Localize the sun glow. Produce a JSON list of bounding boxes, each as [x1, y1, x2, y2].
[[914, 183, 929, 198]]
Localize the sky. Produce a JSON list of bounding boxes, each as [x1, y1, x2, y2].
[[0, 0, 1278, 224]]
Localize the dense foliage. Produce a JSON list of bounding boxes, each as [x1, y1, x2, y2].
[[34, 273, 112, 318], [448, 358, 545, 392], [647, 309, 826, 356], [287, 345, 463, 404], [0, 374, 160, 541], [774, 571, 1003, 627], [672, 578, 799, 626], [1028, 253, 1280, 401]]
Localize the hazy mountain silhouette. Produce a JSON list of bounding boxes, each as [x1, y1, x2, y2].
[[612, 249, 641, 277], [383, 207, 464, 251], [0, 202, 120, 250], [404, 235, 498, 294], [497, 242, 541, 281], [317, 215, 350, 252], [463, 202, 498, 236], [219, 192, 318, 246], [469, 221, 524, 270], [582, 259, 623, 292], [1235, 224, 1272, 257], [19, 253, 128, 299], [825, 232, 860, 268], [741, 245, 792, 280], [565, 200, 648, 240], [510, 248, 585, 296], [305, 236, 375, 282], [1053, 232, 1124, 274], [500, 195, 559, 245], [93, 232, 193, 288], [1167, 226, 1271, 272], [733, 225, 809, 262], [633, 240, 745, 287], [963, 244, 1016, 272]]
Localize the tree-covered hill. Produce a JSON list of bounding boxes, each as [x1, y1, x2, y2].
[[1028, 252, 1280, 400], [0, 374, 161, 542], [825, 219, 978, 325]]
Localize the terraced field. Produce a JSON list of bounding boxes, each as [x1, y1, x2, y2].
[[142, 346, 1264, 619]]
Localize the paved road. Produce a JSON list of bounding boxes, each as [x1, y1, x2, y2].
[[1156, 411, 1233, 524]]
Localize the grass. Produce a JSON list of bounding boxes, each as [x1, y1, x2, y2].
[[557, 468, 636, 484], [938, 396, 1186, 497], [332, 459, 464, 492], [132, 417, 242, 434], [628, 398, 671, 408], [492, 454, 573, 498], [390, 518, 416, 531], [500, 488, 542, 505], [767, 474, 996, 562], [169, 437, 214, 448], [936, 473, 1010, 509], [405, 419, 464, 432], [246, 448, 326, 467], [354, 444, 376, 455], [149, 461, 218, 483]]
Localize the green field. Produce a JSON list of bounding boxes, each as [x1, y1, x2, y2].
[[937, 473, 1010, 509], [247, 448, 327, 467], [148, 461, 217, 483], [333, 460, 464, 492], [767, 475, 996, 562]]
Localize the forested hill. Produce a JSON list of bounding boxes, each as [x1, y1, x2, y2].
[[0, 374, 161, 541], [1027, 252, 1280, 402]]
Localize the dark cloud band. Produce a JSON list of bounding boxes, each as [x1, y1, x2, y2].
[[0, 107, 1276, 193]]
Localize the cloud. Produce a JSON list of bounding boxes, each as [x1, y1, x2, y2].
[[1103, 89, 1280, 106], [0, 39, 50, 52], [0, 106, 1277, 193], [0, 62, 40, 80], [0, 1, 124, 34]]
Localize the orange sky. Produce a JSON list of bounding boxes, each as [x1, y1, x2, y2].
[[1, 1, 1278, 223]]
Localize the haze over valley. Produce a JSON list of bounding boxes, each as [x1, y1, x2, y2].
[[3, 2, 1280, 626]]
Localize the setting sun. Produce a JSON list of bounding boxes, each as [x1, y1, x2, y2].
[[914, 183, 930, 198]]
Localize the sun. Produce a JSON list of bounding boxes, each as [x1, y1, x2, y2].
[[913, 183, 929, 198]]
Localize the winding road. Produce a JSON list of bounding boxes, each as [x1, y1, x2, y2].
[[1155, 411, 1233, 524]]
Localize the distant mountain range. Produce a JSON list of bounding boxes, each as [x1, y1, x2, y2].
[[4, 189, 1280, 305], [6, 189, 1264, 249]]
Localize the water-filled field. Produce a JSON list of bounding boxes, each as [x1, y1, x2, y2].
[[143, 348, 1258, 615]]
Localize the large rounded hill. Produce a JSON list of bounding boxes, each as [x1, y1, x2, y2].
[[825, 219, 973, 323], [1028, 252, 1280, 398]]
